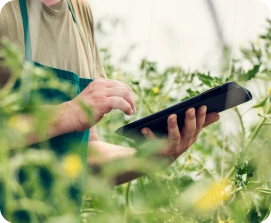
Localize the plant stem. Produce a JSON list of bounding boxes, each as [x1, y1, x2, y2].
[[244, 104, 271, 152], [190, 155, 216, 181], [254, 188, 271, 195], [125, 182, 132, 223], [132, 85, 153, 114], [221, 112, 229, 179], [234, 107, 246, 136], [125, 182, 131, 207], [225, 166, 235, 179], [227, 187, 243, 196]]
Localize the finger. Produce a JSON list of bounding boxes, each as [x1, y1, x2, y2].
[[105, 87, 136, 113], [203, 112, 220, 127], [181, 108, 196, 148], [167, 114, 181, 148], [193, 105, 207, 140], [96, 78, 132, 93], [98, 78, 136, 113], [105, 96, 133, 115], [141, 128, 156, 139]]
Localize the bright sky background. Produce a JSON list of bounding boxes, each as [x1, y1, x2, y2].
[[89, 0, 271, 73]]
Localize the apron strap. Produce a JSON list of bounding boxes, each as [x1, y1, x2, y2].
[[66, 0, 86, 44], [19, 0, 32, 61], [19, 0, 86, 61]]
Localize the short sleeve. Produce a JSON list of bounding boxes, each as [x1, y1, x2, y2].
[[81, 0, 107, 78], [93, 41, 107, 78]]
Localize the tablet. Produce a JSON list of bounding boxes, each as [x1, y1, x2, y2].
[[115, 82, 252, 143]]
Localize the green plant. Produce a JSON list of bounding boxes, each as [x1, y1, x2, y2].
[[1, 18, 271, 223], [88, 19, 271, 223]]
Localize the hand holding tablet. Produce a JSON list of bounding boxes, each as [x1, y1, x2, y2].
[[116, 82, 252, 143]]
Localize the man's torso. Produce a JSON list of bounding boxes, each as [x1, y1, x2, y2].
[[0, 0, 105, 84]]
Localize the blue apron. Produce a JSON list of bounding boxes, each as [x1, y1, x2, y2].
[[19, 0, 92, 205]]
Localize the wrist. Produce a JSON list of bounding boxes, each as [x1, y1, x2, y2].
[[65, 99, 93, 132], [63, 100, 81, 132], [47, 102, 79, 138]]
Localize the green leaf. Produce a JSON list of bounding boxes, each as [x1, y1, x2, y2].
[[252, 96, 268, 108], [247, 208, 270, 223], [196, 73, 213, 87], [181, 89, 200, 101], [240, 65, 261, 82], [258, 113, 271, 119]]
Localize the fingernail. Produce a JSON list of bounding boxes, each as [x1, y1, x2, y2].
[[170, 117, 176, 124], [201, 106, 207, 113], [190, 109, 195, 117], [130, 109, 134, 115], [141, 128, 148, 135]]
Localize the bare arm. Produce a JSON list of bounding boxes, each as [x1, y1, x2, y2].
[[87, 110, 220, 185], [88, 125, 144, 184], [14, 102, 77, 146], [8, 78, 136, 146], [88, 141, 142, 185]]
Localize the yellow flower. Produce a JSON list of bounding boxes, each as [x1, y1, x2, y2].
[[227, 218, 235, 223], [63, 154, 83, 178], [257, 38, 262, 47], [257, 107, 263, 114], [195, 180, 230, 212], [152, 87, 160, 94], [269, 88, 271, 95], [8, 115, 32, 134], [218, 218, 234, 223], [187, 155, 192, 163]]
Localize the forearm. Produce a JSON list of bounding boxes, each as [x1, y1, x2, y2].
[[88, 141, 136, 164], [88, 141, 141, 185], [24, 102, 77, 145]]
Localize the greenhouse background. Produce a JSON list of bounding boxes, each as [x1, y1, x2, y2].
[[89, 0, 270, 71], [1, 0, 271, 222], [89, 0, 271, 141]]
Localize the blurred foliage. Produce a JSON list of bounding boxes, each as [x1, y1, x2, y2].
[[1, 16, 271, 223], [92, 19, 271, 223]]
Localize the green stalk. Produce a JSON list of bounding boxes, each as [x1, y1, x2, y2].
[[227, 187, 243, 196], [125, 182, 132, 223], [244, 104, 271, 152], [190, 155, 217, 181], [225, 166, 235, 179], [234, 107, 246, 136], [125, 182, 131, 207], [254, 188, 271, 195], [130, 85, 153, 115], [142, 98, 153, 114], [220, 113, 229, 179]]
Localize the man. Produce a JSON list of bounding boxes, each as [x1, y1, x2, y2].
[[0, 0, 219, 201]]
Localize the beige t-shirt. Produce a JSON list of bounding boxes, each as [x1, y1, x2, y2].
[[0, 0, 106, 86]]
